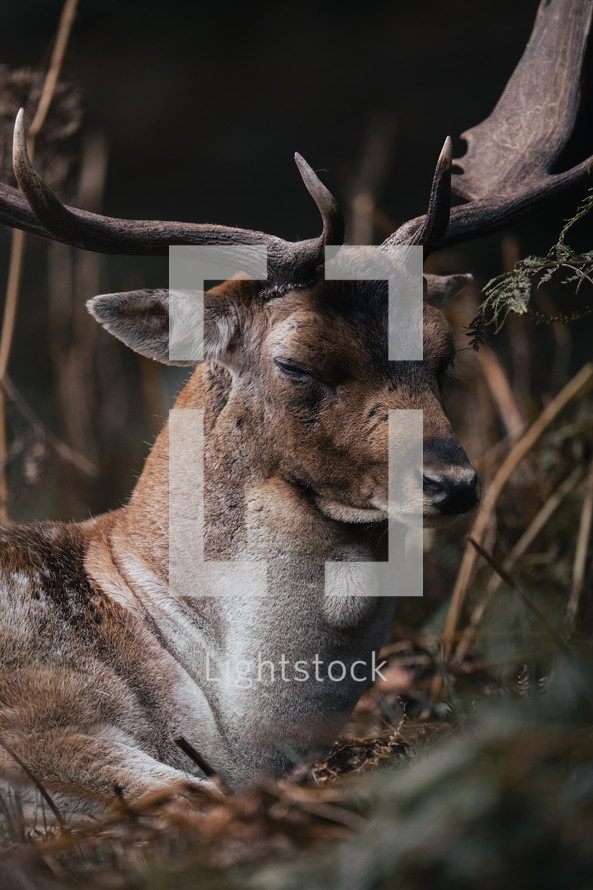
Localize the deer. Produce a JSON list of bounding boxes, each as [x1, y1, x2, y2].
[[0, 0, 590, 819]]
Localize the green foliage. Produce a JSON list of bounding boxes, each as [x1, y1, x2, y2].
[[468, 186, 593, 349]]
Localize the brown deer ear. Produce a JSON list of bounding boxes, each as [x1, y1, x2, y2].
[[87, 290, 193, 366], [423, 273, 473, 308], [87, 282, 251, 367]]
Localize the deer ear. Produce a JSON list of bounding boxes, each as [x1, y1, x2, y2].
[[87, 289, 192, 366], [87, 282, 249, 367], [423, 273, 473, 308]]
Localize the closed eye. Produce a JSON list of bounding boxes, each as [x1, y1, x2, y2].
[[274, 358, 321, 384]]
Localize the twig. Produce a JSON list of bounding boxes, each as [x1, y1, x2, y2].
[[566, 462, 593, 635], [466, 537, 516, 588], [173, 736, 216, 777], [27, 0, 79, 143], [475, 346, 525, 441], [0, 0, 79, 523], [48, 133, 108, 492], [466, 537, 575, 663], [1, 375, 97, 476], [0, 734, 66, 828], [503, 237, 532, 409], [0, 231, 26, 384], [534, 288, 572, 387], [348, 111, 397, 245], [286, 798, 367, 832], [454, 465, 583, 664], [0, 392, 7, 523], [494, 467, 583, 579], [173, 735, 229, 792], [431, 361, 593, 699], [0, 233, 26, 523]]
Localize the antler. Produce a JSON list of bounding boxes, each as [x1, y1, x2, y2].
[[0, 109, 344, 282], [1, 0, 589, 266], [387, 0, 593, 254]]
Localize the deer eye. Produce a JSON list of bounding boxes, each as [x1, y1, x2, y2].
[[274, 359, 319, 384]]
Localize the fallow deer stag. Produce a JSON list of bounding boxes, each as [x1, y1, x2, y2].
[[0, 0, 590, 817]]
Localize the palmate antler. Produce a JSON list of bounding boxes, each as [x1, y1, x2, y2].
[[387, 0, 593, 253], [0, 0, 590, 269]]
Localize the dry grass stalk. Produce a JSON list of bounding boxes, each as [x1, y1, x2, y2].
[[49, 133, 107, 460], [466, 537, 575, 663], [534, 287, 573, 386], [444, 284, 503, 466], [565, 461, 593, 634], [348, 111, 397, 246], [0, 0, 78, 524], [1, 375, 96, 475], [0, 234, 25, 523], [26, 0, 78, 145], [454, 465, 583, 664], [475, 346, 525, 441], [475, 236, 526, 442], [502, 236, 532, 408], [173, 736, 219, 781], [430, 360, 593, 700], [0, 735, 66, 828], [0, 391, 6, 523], [46, 132, 106, 516]]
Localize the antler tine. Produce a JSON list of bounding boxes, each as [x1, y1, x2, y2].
[[385, 136, 452, 255], [294, 153, 345, 247], [12, 108, 77, 243], [389, 0, 593, 253]]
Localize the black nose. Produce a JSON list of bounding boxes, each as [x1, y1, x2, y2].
[[423, 469, 479, 514], [423, 438, 479, 515]]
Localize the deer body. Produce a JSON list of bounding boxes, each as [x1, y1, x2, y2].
[[0, 273, 470, 810]]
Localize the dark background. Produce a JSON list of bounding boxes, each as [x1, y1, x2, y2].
[[0, 0, 591, 521]]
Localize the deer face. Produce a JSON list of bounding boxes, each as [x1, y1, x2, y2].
[[89, 263, 479, 527], [226, 273, 477, 527]]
